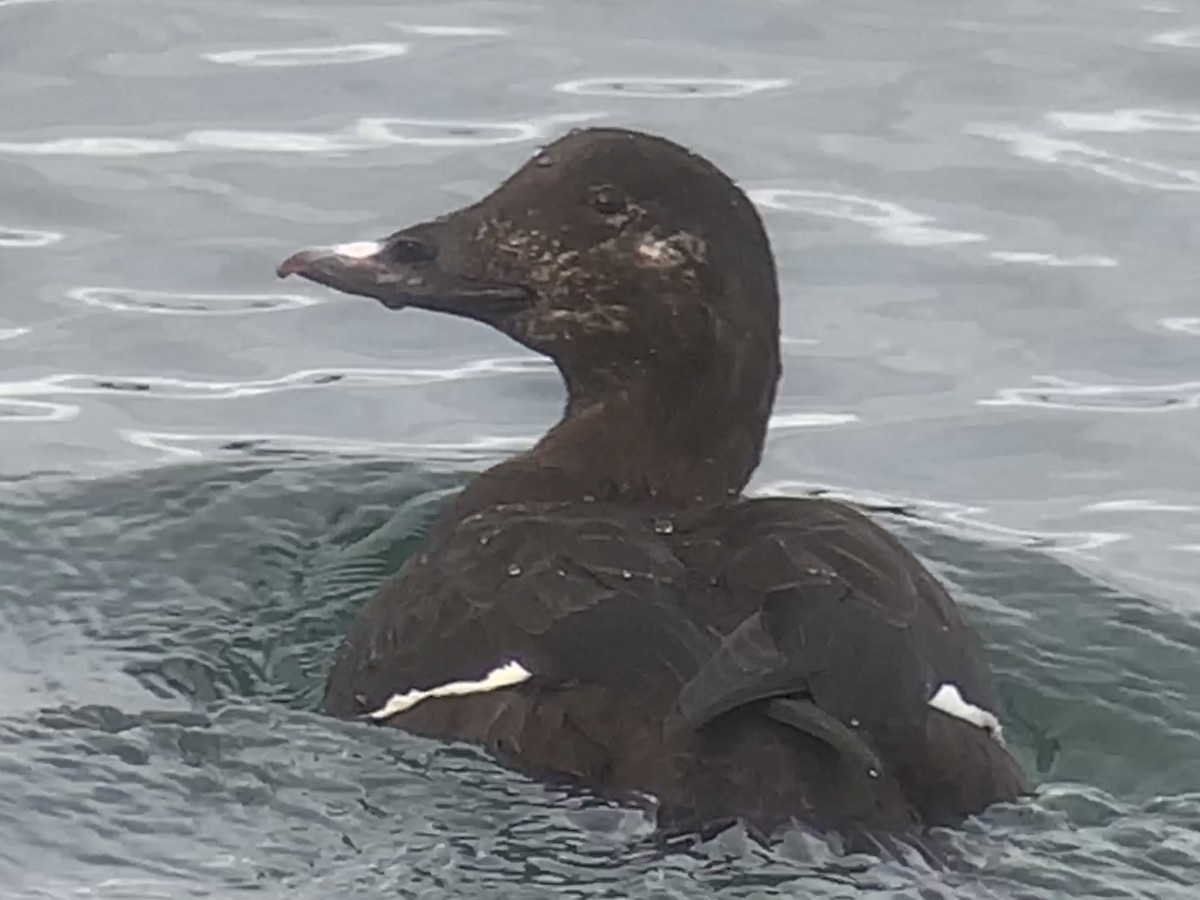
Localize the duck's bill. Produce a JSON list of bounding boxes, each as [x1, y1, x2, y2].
[[276, 232, 530, 319]]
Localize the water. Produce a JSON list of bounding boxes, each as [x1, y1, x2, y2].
[[2, 0, 1199, 895]]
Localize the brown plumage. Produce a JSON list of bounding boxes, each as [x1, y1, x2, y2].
[[277, 127, 1028, 838]]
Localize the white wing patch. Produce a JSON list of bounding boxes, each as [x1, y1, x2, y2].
[[366, 660, 533, 721], [928, 683, 1005, 743]]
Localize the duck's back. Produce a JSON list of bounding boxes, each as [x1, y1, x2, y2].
[[323, 495, 1025, 831]]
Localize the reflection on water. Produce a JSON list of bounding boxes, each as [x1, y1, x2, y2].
[[1048, 108, 1200, 134], [68, 287, 323, 315], [982, 376, 1200, 413], [554, 77, 790, 98], [0, 358, 551, 402], [987, 250, 1116, 267], [203, 43, 411, 68], [0, 227, 62, 247], [1149, 28, 1200, 48], [754, 479, 1125, 554], [388, 23, 509, 37], [751, 188, 986, 247], [969, 123, 1200, 192], [1162, 318, 1200, 336], [0, 113, 605, 157], [119, 429, 535, 463]]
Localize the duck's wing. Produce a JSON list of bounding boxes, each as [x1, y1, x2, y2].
[[672, 497, 1027, 814], [322, 502, 716, 723], [676, 576, 932, 734], [675, 496, 1000, 725]]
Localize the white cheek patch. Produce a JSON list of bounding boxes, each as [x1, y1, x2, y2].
[[366, 660, 533, 720], [928, 683, 1005, 744], [332, 240, 383, 259], [637, 237, 677, 265], [636, 231, 707, 269]]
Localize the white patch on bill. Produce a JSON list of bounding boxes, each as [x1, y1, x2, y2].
[[366, 660, 533, 720], [928, 683, 1004, 743], [332, 240, 383, 259]]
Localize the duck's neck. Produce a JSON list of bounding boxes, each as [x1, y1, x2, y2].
[[436, 362, 778, 528]]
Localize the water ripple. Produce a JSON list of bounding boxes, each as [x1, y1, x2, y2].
[[1162, 318, 1200, 336], [752, 188, 1114, 266], [184, 129, 366, 153], [750, 189, 986, 247], [1150, 29, 1200, 48], [0, 358, 551, 403], [0, 399, 79, 423], [0, 226, 63, 248], [120, 429, 536, 463], [1048, 108, 1200, 134], [768, 411, 859, 430], [754, 480, 1125, 554], [0, 114, 603, 157], [351, 113, 601, 147], [555, 77, 789, 99], [67, 287, 322, 316], [987, 250, 1117, 267], [1085, 499, 1198, 513], [389, 23, 508, 37], [203, 43, 409, 68], [0, 137, 184, 157], [970, 124, 1200, 192], [113, 410, 853, 463], [981, 376, 1200, 412]]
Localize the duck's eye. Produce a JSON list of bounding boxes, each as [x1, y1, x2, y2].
[[387, 237, 436, 264], [588, 185, 626, 217]]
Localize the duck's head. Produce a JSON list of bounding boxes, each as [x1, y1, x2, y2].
[[278, 127, 781, 414]]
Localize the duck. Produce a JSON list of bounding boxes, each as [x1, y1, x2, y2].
[[276, 126, 1028, 838]]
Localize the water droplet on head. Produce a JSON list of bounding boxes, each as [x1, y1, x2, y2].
[[621, 570, 633, 580], [868, 768, 879, 779], [850, 718, 860, 727], [479, 535, 491, 546], [583, 494, 596, 503], [507, 563, 522, 576], [653, 518, 675, 535], [534, 153, 554, 168]]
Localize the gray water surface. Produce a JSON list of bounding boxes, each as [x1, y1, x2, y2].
[[2, 0, 1199, 896]]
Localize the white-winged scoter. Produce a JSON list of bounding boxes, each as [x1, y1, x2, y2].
[[277, 127, 1028, 837]]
